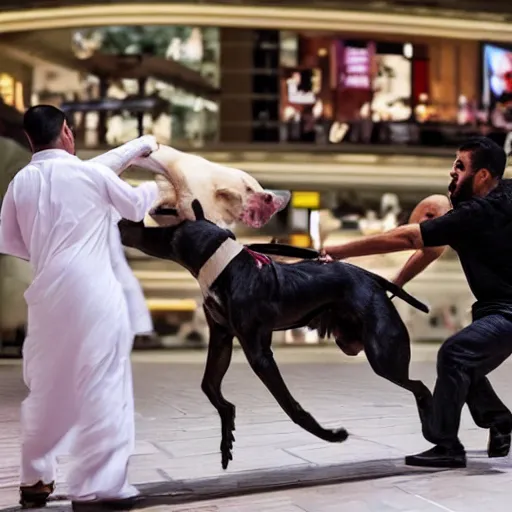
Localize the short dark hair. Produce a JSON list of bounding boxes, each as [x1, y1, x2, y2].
[[23, 105, 66, 149], [458, 136, 507, 179]]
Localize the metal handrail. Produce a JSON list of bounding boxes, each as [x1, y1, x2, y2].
[[1, 0, 510, 18], [1, 0, 512, 15]]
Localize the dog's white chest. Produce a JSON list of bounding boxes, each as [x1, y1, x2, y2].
[[197, 238, 244, 296]]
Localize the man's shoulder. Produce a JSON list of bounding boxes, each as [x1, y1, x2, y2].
[[494, 179, 512, 195], [11, 163, 39, 182], [483, 180, 512, 209], [81, 159, 113, 176], [448, 182, 512, 228]]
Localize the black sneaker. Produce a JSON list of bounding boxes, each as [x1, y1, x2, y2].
[[405, 445, 466, 468], [488, 427, 511, 458], [19, 480, 55, 508]]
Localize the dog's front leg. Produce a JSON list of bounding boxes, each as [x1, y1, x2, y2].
[[239, 330, 349, 444], [200, 309, 236, 470]]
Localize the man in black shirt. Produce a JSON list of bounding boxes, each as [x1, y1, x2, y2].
[[325, 137, 512, 468]]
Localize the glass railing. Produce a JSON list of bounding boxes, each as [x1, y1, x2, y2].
[[58, 93, 511, 155], [2, 95, 510, 158], [73, 119, 510, 158], [260, 119, 509, 152]]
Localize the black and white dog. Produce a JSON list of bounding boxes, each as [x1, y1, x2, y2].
[[119, 201, 432, 469]]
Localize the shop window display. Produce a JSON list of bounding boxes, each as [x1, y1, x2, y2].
[[279, 36, 420, 145], [277, 34, 507, 149]]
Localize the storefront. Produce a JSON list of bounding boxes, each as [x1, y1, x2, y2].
[[274, 31, 510, 148], [279, 36, 420, 143], [1, 25, 509, 151]]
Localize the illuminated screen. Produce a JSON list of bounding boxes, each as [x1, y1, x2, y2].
[[482, 43, 512, 128]]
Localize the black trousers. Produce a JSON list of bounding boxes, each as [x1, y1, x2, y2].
[[425, 314, 512, 449]]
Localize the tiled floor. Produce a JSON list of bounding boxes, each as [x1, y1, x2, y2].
[[0, 345, 511, 511]]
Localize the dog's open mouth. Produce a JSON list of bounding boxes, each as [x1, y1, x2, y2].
[[240, 209, 265, 229]]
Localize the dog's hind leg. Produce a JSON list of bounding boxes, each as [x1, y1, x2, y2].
[[200, 311, 236, 470], [364, 301, 433, 440], [238, 329, 348, 444]]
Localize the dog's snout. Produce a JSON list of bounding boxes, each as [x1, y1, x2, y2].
[[264, 190, 291, 212], [264, 193, 273, 204]]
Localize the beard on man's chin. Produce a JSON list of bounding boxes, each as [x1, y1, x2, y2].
[[449, 176, 474, 207]]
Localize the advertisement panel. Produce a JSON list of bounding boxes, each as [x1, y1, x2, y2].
[[482, 43, 512, 129]]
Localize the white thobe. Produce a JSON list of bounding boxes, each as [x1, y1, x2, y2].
[[0, 149, 158, 501]]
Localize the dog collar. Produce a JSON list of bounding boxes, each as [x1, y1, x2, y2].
[[197, 238, 244, 296]]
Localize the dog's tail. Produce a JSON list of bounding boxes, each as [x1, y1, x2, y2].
[[364, 270, 429, 314]]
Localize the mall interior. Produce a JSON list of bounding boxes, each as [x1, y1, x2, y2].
[[0, 0, 511, 352]]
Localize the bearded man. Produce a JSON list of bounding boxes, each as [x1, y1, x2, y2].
[[325, 137, 512, 469]]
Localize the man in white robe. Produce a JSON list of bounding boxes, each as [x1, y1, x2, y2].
[[0, 105, 161, 511]]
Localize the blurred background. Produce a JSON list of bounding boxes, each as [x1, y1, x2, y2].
[[0, 0, 511, 355]]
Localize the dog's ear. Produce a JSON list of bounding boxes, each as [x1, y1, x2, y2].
[[192, 199, 205, 220], [215, 187, 243, 206]]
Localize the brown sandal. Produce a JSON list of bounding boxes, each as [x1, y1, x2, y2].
[[19, 480, 55, 509]]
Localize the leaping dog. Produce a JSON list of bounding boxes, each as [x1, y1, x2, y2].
[[119, 200, 432, 470]]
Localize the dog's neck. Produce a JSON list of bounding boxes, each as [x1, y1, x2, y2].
[[120, 219, 243, 292], [173, 221, 242, 278], [196, 237, 243, 295], [166, 221, 244, 294]]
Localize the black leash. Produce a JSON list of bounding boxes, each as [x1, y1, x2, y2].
[[247, 242, 399, 303], [245, 242, 320, 260]]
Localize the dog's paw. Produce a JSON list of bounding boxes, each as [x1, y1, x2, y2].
[[220, 431, 235, 470], [220, 403, 236, 470], [325, 427, 349, 443]]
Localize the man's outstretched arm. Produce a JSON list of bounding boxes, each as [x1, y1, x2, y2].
[[325, 193, 453, 279], [325, 223, 424, 260], [88, 136, 158, 176]]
